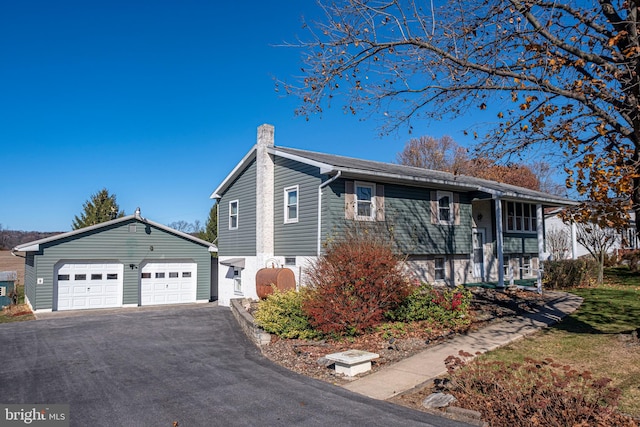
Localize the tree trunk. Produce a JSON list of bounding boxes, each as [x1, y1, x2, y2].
[[598, 251, 605, 285]]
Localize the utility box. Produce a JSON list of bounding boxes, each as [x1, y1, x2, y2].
[[0, 271, 18, 308]]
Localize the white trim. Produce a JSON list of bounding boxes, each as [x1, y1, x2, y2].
[[270, 147, 335, 174], [355, 181, 376, 221], [229, 200, 239, 230], [122, 304, 138, 308], [284, 185, 299, 224], [437, 191, 454, 225]]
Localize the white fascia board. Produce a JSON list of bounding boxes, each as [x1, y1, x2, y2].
[[14, 243, 40, 252], [210, 145, 258, 199], [270, 148, 336, 174]]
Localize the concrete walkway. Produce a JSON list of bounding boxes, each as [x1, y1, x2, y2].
[[343, 291, 584, 400]]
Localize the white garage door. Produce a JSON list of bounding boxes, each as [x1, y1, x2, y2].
[[140, 262, 197, 305], [55, 263, 123, 311]]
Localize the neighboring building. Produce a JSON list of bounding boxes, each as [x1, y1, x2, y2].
[[12, 209, 217, 312], [211, 124, 575, 306], [545, 208, 639, 259]]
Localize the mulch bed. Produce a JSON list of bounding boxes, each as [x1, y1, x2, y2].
[[255, 287, 556, 386]]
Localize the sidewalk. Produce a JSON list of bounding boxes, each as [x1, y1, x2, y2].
[[343, 291, 584, 400]]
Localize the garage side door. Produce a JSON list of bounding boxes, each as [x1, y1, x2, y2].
[[140, 262, 197, 306], [56, 263, 124, 311]]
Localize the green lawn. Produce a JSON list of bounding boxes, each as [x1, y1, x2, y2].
[[480, 267, 640, 417]]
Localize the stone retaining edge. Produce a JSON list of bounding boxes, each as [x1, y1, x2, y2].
[[230, 298, 271, 347]]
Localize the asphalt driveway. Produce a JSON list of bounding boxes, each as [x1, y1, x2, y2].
[[0, 304, 469, 426]]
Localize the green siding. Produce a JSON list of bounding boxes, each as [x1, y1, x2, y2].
[[25, 253, 36, 307], [323, 179, 473, 255], [217, 158, 257, 256], [274, 157, 322, 256], [28, 219, 211, 310], [504, 234, 539, 254]]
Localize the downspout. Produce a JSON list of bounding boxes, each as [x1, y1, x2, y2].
[[317, 171, 342, 256]]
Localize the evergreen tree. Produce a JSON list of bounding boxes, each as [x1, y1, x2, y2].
[[72, 188, 125, 230], [199, 203, 218, 246]]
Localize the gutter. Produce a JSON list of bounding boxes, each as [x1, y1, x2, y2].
[[317, 170, 342, 256], [10, 249, 26, 258]]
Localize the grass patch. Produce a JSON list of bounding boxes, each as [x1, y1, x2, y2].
[[479, 267, 640, 417]]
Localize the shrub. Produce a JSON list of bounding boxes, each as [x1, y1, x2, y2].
[[302, 233, 412, 336], [444, 356, 636, 427], [543, 259, 596, 289], [253, 288, 319, 340], [387, 284, 472, 327], [621, 250, 640, 273]]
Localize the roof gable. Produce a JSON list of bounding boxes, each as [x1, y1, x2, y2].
[[13, 213, 217, 253]]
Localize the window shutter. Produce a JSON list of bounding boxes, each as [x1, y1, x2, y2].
[[430, 191, 438, 224], [345, 180, 355, 220], [453, 193, 460, 225], [375, 184, 385, 221]]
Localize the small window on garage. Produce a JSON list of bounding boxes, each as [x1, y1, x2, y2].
[[155, 272, 165, 279], [129, 224, 137, 233], [182, 272, 191, 278], [75, 274, 86, 281], [58, 274, 70, 281], [91, 274, 102, 280], [141, 272, 151, 279], [107, 274, 118, 280], [169, 272, 179, 278]]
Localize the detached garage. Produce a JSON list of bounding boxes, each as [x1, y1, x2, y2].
[[12, 209, 217, 312]]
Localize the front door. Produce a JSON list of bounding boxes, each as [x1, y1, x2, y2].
[[472, 229, 485, 281]]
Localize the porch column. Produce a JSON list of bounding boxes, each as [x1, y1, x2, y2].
[[571, 222, 578, 259], [536, 203, 544, 294], [494, 195, 505, 288], [537, 204, 544, 259]]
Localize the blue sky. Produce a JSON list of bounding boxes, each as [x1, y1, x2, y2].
[[1, 1, 498, 232]]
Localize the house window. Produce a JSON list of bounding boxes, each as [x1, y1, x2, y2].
[[285, 257, 296, 266], [233, 268, 242, 294], [505, 202, 537, 233], [503, 255, 511, 277], [284, 186, 299, 223], [229, 200, 239, 230], [355, 182, 375, 220], [522, 255, 532, 275], [434, 257, 446, 281], [437, 191, 453, 224]]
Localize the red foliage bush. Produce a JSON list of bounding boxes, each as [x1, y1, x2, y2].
[[302, 234, 412, 336]]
